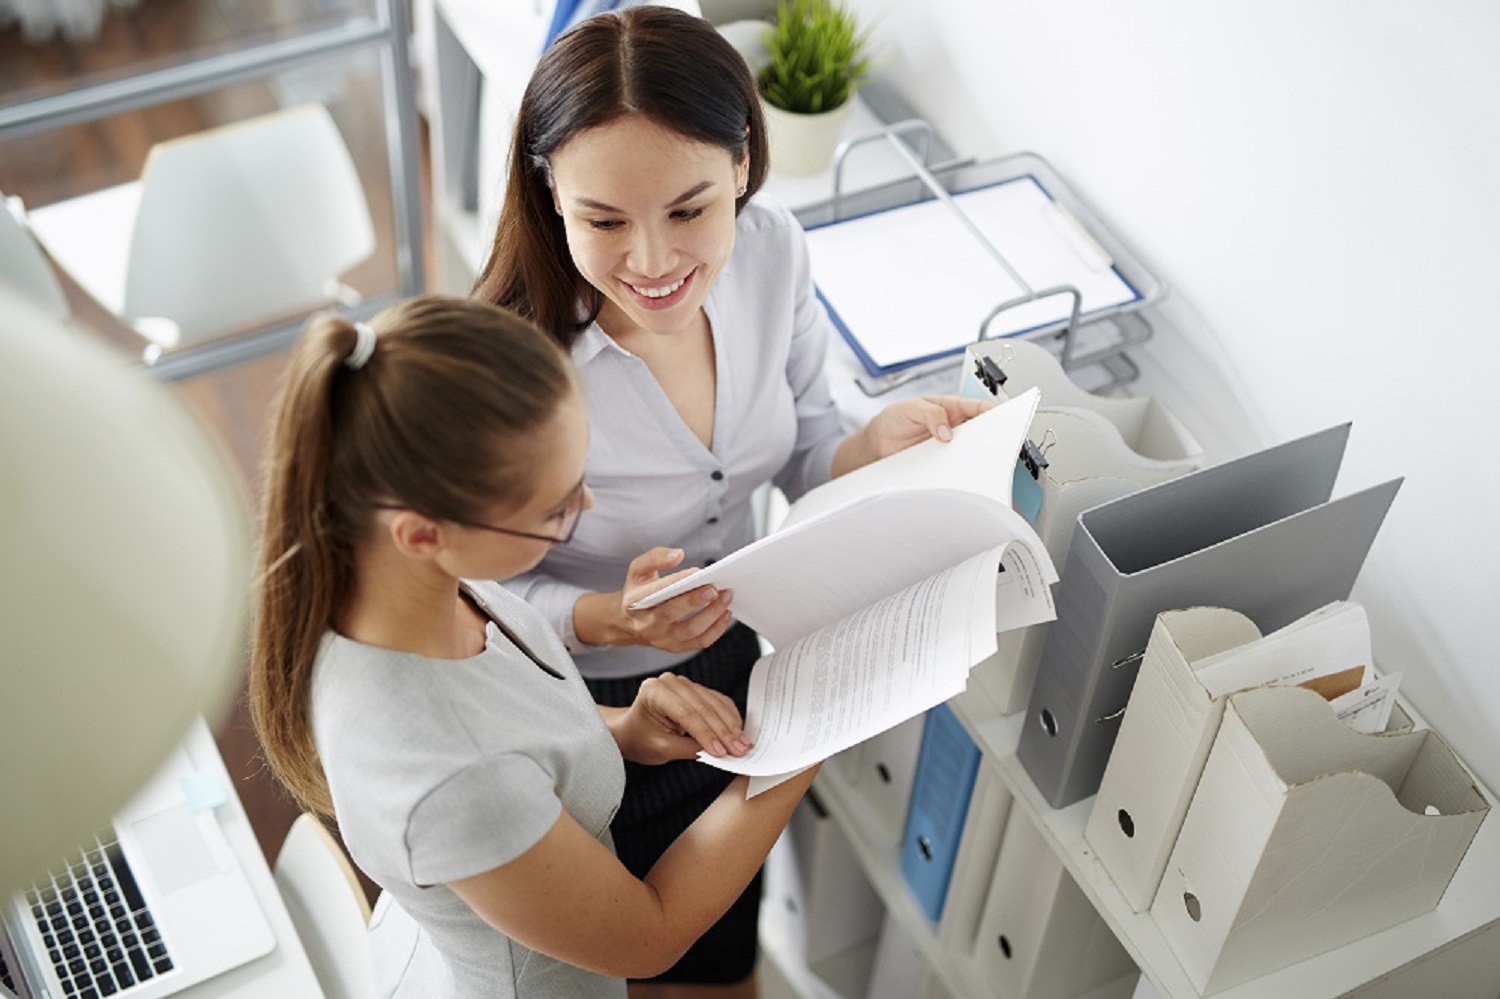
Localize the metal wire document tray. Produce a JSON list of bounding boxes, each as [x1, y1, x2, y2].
[[793, 124, 1166, 397]]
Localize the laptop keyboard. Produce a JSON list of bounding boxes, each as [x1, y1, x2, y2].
[[23, 829, 174, 998]]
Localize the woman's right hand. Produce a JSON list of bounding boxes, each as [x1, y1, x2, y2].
[[572, 547, 735, 653]]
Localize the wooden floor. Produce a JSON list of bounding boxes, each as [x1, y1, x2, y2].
[[1, 2, 433, 901]]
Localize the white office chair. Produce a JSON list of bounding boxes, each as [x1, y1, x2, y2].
[[0, 193, 70, 322], [28, 103, 375, 352], [274, 813, 377, 999]]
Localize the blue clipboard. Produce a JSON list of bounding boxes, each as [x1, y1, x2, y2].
[[802, 157, 1160, 378]]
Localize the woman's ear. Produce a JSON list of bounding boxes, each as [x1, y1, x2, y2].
[[387, 510, 445, 559]]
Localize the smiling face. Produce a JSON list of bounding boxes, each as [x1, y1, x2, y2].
[[548, 115, 749, 344]]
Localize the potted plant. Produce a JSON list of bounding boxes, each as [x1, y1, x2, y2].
[[756, 0, 873, 176]]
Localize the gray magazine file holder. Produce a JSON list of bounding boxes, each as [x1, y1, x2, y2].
[[1015, 422, 1402, 809]]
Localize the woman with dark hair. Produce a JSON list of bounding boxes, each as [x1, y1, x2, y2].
[[248, 294, 819, 998], [473, 8, 985, 994]]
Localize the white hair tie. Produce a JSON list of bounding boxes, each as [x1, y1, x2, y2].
[[345, 321, 377, 370]]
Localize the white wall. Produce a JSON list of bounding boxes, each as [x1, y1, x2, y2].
[[849, 0, 1500, 789]]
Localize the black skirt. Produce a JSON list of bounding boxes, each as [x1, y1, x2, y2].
[[584, 622, 764, 985]]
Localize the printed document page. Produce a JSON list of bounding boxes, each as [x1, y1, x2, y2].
[[703, 546, 1009, 778], [1195, 601, 1372, 699]]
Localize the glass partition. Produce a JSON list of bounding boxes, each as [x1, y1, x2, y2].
[[0, 0, 421, 379], [0, 1, 378, 107]]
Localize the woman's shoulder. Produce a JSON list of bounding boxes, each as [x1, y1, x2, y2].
[[311, 627, 532, 773]]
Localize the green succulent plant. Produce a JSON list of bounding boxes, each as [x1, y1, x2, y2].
[[757, 0, 873, 115]]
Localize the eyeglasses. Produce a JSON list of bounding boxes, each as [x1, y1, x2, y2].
[[373, 479, 587, 545]]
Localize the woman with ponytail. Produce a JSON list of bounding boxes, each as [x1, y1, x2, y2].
[[248, 294, 818, 998]]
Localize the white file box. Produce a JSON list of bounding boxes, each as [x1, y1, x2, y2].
[[1087, 604, 1412, 913], [764, 790, 886, 968], [966, 336, 1200, 462], [972, 806, 1137, 998], [866, 912, 953, 999], [1151, 684, 1489, 994], [1086, 607, 1263, 911], [935, 758, 1013, 951], [959, 339, 1204, 473], [840, 713, 926, 848]]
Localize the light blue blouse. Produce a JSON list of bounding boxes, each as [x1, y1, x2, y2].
[[506, 195, 847, 679]]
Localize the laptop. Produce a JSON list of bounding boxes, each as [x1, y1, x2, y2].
[[0, 733, 276, 999]]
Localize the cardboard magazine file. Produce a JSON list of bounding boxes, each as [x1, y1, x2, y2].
[[959, 338, 1205, 474], [971, 805, 1137, 999], [967, 405, 1201, 717], [1150, 684, 1489, 995], [1085, 605, 1413, 912]]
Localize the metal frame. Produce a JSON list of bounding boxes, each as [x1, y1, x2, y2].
[[801, 123, 1161, 398]]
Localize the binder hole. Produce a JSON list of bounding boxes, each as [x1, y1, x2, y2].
[[1039, 709, 1058, 737], [1183, 892, 1202, 922], [917, 835, 933, 861], [876, 763, 892, 784], [1425, 804, 1441, 816], [1117, 809, 1135, 838], [998, 935, 1012, 959]]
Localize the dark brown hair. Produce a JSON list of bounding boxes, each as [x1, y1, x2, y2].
[[471, 5, 768, 348], [248, 294, 574, 816]]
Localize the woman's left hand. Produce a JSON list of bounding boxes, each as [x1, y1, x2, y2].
[[608, 672, 752, 765], [833, 394, 993, 477]]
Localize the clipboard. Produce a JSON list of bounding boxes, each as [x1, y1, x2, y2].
[[796, 140, 1165, 389]]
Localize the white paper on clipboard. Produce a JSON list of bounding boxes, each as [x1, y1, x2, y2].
[[804, 175, 1141, 373]]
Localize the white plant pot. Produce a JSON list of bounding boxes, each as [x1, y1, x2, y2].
[[761, 97, 856, 177]]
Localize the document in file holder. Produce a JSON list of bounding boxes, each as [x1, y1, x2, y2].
[[803, 174, 1146, 375], [1015, 423, 1403, 809]]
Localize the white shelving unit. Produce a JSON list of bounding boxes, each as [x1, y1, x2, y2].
[[773, 312, 1500, 996], [783, 668, 1500, 998], [956, 688, 1500, 997]]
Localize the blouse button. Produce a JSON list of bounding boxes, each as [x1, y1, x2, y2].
[[710, 470, 724, 481], [707, 517, 719, 525]]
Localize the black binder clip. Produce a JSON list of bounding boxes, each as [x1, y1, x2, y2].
[[1020, 436, 1051, 480], [974, 355, 1008, 396]]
